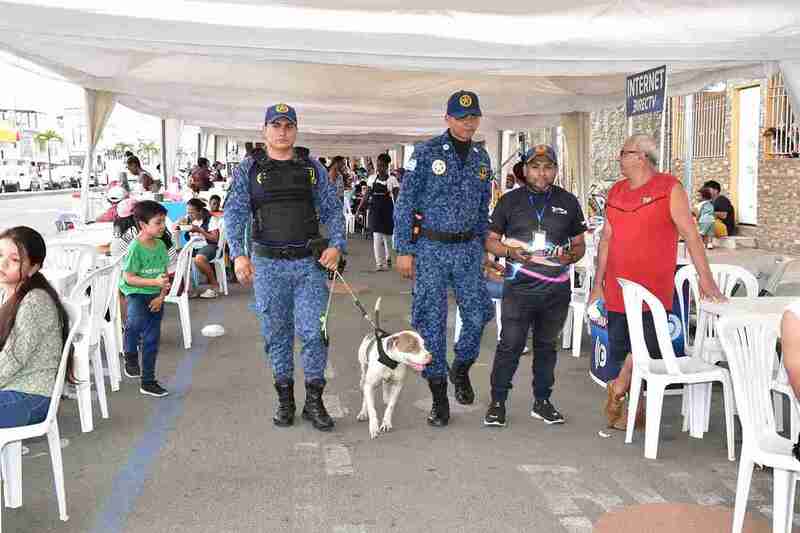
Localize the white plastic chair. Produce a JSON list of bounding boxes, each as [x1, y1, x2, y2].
[[43, 243, 98, 281], [67, 261, 119, 432], [165, 237, 201, 350], [561, 257, 594, 358], [617, 278, 735, 461], [771, 361, 800, 436], [675, 263, 759, 364], [675, 264, 759, 436], [0, 300, 80, 530], [210, 222, 228, 296], [718, 316, 799, 533], [99, 257, 125, 392]]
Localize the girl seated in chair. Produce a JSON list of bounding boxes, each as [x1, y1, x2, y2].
[[0, 226, 73, 427]]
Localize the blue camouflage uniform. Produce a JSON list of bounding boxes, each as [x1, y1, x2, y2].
[[394, 131, 494, 379], [225, 155, 346, 382]]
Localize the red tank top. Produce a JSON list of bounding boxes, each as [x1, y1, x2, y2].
[[604, 173, 680, 313]]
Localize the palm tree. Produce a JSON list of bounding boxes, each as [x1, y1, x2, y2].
[[111, 142, 134, 159], [34, 129, 63, 183], [138, 140, 159, 166]]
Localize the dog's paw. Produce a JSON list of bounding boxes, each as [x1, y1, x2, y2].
[[380, 420, 393, 433], [356, 410, 368, 422], [369, 420, 380, 439]]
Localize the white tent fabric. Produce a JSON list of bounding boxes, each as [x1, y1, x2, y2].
[[81, 88, 114, 221], [163, 117, 184, 182], [1, 0, 796, 142]]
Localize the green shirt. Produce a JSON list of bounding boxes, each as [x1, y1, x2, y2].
[[120, 238, 170, 296]]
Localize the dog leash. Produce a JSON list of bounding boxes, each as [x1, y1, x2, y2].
[[331, 270, 398, 369], [320, 274, 336, 346], [333, 269, 380, 331]]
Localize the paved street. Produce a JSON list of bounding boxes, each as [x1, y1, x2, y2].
[[0, 191, 78, 239], [1, 234, 795, 532]]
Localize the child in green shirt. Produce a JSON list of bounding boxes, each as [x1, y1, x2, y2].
[[121, 201, 171, 397]]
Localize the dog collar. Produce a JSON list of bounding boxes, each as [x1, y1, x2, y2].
[[375, 329, 398, 370]]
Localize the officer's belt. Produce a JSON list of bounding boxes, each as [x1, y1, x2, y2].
[[253, 243, 312, 260], [421, 228, 475, 244]]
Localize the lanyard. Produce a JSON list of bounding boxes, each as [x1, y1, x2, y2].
[[528, 190, 552, 230]]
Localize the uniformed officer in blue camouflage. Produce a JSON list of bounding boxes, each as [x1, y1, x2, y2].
[[225, 103, 346, 432], [394, 90, 494, 427]]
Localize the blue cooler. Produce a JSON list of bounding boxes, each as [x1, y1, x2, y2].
[[589, 299, 686, 388]]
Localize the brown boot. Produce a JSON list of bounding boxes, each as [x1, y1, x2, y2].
[[610, 394, 646, 432], [605, 380, 626, 428]]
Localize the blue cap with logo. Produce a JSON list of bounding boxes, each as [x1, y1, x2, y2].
[[523, 144, 558, 165], [265, 103, 297, 125], [446, 90, 482, 119]]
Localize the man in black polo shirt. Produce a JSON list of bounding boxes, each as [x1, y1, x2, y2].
[[483, 144, 586, 427], [702, 180, 736, 236]]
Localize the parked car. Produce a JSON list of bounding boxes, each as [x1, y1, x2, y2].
[[0, 164, 23, 193], [52, 166, 82, 189]]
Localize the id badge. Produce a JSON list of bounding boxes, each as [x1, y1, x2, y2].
[[532, 231, 547, 251]]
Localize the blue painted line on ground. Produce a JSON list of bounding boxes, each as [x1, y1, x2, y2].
[[89, 304, 224, 533]]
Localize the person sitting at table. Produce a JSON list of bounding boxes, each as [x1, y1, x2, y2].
[[209, 194, 222, 215], [173, 198, 221, 299], [0, 226, 74, 427]]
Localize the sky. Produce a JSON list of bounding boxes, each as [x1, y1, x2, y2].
[[0, 52, 197, 148]]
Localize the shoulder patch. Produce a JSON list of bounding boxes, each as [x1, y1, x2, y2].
[[405, 159, 417, 172]]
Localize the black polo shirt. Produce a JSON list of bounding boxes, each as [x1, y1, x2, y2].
[[489, 185, 586, 296]]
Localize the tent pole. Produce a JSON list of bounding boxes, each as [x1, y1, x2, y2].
[[160, 119, 167, 184]]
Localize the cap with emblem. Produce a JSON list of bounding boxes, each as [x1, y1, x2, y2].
[[523, 144, 558, 165], [446, 90, 482, 119], [265, 103, 298, 125]]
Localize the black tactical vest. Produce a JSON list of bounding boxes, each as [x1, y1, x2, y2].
[[248, 152, 320, 244]]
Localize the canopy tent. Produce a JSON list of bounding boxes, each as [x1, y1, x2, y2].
[[1, 0, 799, 216]]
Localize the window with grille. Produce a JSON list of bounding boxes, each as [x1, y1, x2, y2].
[[669, 93, 725, 159], [765, 72, 799, 157]]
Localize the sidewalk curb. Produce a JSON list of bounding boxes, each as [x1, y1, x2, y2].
[[0, 187, 103, 200]]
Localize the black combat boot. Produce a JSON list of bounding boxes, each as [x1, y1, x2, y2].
[[427, 377, 450, 427], [302, 379, 335, 431], [449, 359, 475, 405], [273, 379, 295, 427]]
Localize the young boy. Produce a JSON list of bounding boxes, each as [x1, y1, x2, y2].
[[120, 200, 172, 397]]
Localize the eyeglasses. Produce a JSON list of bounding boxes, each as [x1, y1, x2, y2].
[[619, 150, 642, 158]]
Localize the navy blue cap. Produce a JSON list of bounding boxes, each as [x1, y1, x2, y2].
[[446, 90, 482, 119], [264, 103, 297, 125], [523, 144, 558, 165]]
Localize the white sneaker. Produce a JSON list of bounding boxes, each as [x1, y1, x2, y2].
[[199, 288, 218, 299]]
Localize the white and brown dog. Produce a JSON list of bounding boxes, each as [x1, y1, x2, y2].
[[356, 298, 431, 439]]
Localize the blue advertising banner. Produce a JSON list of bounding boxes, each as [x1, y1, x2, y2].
[[626, 65, 667, 117]]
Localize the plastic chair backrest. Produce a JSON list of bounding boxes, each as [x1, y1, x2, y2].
[[618, 278, 682, 375], [170, 237, 202, 298], [43, 299, 81, 427], [45, 242, 98, 277], [68, 261, 118, 345], [718, 316, 780, 448], [213, 222, 226, 262], [675, 263, 760, 352]]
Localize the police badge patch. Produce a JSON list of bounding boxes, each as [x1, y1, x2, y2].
[[459, 94, 473, 107], [479, 167, 489, 180], [256, 172, 268, 185], [307, 167, 317, 184], [275, 103, 289, 113], [432, 159, 446, 176]]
